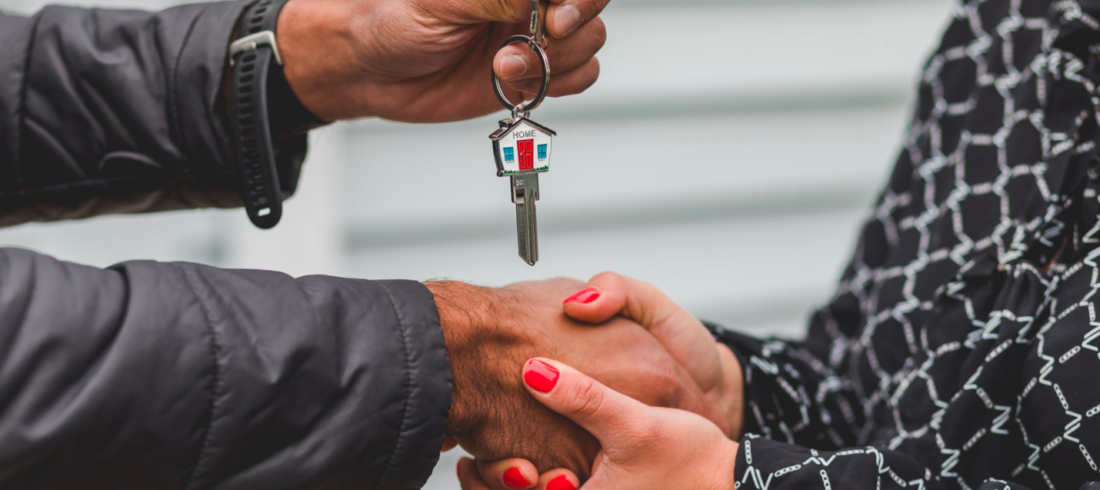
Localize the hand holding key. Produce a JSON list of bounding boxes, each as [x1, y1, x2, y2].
[[275, 0, 609, 123]]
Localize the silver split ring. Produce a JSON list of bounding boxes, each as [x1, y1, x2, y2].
[[491, 34, 551, 114]]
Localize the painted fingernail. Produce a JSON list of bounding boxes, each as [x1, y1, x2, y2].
[[555, 5, 582, 36], [564, 287, 600, 305], [547, 475, 576, 490], [524, 359, 560, 393], [499, 54, 528, 80], [502, 467, 530, 488]]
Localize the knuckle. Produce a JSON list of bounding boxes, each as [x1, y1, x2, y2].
[[590, 17, 608, 50], [567, 378, 607, 419], [581, 59, 600, 89], [590, 270, 622, 288], [630, 412, 663, 440], [489, 0, 525, 22], [652, 364, 687, 407]]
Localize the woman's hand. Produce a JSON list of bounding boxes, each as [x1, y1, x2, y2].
[[462, 272, 745, 489], [428, 277, 730, 478], [277, 0, 608, 123], [562, 272, 745, 439], [457, 358, 739, 490]]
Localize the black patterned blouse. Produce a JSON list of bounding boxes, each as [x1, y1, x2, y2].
[[716, 1, 1100, 489]]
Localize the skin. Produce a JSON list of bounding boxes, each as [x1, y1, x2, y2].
[[276, 0, 609, 122], [425, 279, 731, 477], [468, 272, 746, 490], [264, 0, 740, 479], [459, 358, 739, 490]]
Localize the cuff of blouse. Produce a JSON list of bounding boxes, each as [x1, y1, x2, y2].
[[703, 321, 759, 438]]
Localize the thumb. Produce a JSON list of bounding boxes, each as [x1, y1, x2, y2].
[[521, 358, 651, 448], [562, 272, 723, 392]]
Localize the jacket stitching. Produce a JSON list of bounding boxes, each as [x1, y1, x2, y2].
[[176, 264, 225, 490], [169, 10, 204, 167], [13, 11, 45, 186], [371, 282, 415, 490]]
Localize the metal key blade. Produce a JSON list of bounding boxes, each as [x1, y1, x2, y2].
[[511, 174, 540, 266]]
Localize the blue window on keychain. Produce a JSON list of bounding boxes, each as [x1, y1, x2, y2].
[[537, 144, 547, 160], [504, 147, 515, 162]]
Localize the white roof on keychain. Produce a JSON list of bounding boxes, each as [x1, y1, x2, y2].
[[490, 118, 556, 177]]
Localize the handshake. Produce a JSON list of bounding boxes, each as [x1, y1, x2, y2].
[[426, 273, 745, 490]]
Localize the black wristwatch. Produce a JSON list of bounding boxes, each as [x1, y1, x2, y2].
[[228, 0, 323, 229]]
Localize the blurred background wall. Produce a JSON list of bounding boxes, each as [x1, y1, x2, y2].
[[0, 0, 954, 487]]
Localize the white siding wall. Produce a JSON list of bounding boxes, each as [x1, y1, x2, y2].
[[0, 0, 955, 487]]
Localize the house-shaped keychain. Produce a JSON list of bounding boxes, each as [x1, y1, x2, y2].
[[490, 117, 556, 177]]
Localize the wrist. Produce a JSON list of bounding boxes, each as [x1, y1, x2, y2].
[[425, 281, 504, 434], [716, 343, 746, 440], [276, 0, 369, 121], [717, 440, 740, 490]]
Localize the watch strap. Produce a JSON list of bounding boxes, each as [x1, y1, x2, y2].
[[228, 0, 292, 229]]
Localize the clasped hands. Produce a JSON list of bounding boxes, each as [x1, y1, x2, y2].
[[274, 0, 742, 483], [426, 274, 745, 490]]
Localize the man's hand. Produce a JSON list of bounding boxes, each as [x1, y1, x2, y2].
[[276, 0, 608, 123], [424, 279, 729, 478]]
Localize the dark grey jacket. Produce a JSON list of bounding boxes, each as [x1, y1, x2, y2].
[[0, 3, 453, 489]]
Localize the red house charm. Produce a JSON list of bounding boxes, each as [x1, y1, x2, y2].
[[489, 117, 556, 177]]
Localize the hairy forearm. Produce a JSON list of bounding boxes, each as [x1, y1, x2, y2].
[[426, 281, 520, 436]]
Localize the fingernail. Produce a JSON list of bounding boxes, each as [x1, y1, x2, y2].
[[499, 55, 528, 80], [524, 359, 560, 393], [555, 5, 582, 36], [456, 460, 462, 478], [547, 475, 576, 490], [564, 287, 600, 305], [502, 467, 530, 488]]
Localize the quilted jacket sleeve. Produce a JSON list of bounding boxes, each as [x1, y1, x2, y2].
[[0, 1, 308, 227], [0, 247, 452, 490]]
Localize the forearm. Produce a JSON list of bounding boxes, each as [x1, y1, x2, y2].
[[0, 2, 310, 227], [0, 248, 451, 490]]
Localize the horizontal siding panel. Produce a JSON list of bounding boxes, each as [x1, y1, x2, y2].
[[582, 1, 952, 102], [342, 106, 902, 229], [347, 207, 866, 332]]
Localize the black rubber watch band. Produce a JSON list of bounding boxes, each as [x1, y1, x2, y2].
[[229, 0, 292, 229]]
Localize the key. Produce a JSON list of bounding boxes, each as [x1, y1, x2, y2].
[[511, 173, 540, 265], [490, 116, 556, 266]]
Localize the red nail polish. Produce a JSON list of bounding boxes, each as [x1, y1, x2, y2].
[[547, 475, 576, 490], [564, 287, 600, 304], [502, 467, 530, 488], [524, 359, 560, 393]]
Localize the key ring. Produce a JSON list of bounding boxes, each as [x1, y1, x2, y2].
[[491, 34, 551, 116]]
